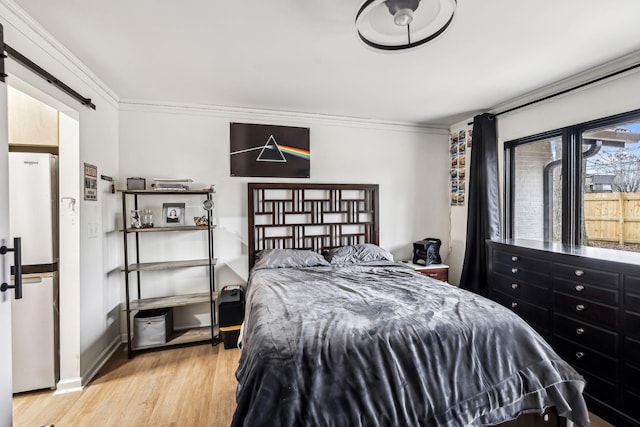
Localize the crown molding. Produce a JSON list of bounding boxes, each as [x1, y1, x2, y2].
[[0, 0, 120, 108], [490, 49, 640, 116], [119, 98, 450, 134]]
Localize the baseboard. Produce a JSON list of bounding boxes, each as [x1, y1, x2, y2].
[[80, 334, 122, 387], [54, 377, 83, 395], [55, 334, 122, 394]]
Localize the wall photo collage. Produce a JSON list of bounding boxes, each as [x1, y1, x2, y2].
[[450, 128, 472, 206]]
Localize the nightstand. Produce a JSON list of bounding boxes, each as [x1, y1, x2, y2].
[[401, 261, 449, 282]]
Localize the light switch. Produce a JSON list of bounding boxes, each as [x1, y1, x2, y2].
[[88, 222, 98, 238]]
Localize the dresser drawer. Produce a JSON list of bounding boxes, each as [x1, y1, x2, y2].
[[554, 277, 618, 304], [624, 363, 640, 394], [626, 275, 640, 295], [625, 290, 640, 312], [622, 390, 640, 424], [625, 311, 640, 340], [625, 337, 640, 364], [493, 262, 550, 283], [554, 336, 618, 383], [554, 292, 618, 330], [491, 273, 549, 307], [417, 267, 448, 282], [493, 290, 550, 332], [493, 249, 551, 272], [554, 263, 619, 288], [554, 314, 618, 356], [581, 371, 618, 408]]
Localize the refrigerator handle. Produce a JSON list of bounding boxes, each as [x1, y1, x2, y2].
[[1, 237, 23, 299]]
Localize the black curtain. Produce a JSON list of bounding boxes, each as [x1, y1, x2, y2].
[[459, 113, 500, 296]]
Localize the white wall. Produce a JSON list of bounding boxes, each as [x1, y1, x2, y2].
[[498, 69, 640, 142], [118, 102, 450, 327], [1, 1, 121, 390]]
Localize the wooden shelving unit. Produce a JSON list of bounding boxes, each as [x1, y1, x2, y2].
[[132, 326, 220, 351], [125, 259, 215, 272], [128, 291, 219, 311], [120, 189, 218, 358]]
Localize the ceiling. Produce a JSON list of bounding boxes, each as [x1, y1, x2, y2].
[[9, 0, 640, 127]]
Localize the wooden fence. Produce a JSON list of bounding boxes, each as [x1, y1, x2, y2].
[[584, 192, 640, 244]]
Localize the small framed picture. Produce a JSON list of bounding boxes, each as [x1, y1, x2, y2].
[[162, 202, 185, 226]]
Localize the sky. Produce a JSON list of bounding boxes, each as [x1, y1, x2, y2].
[[619, 121, 640, 133]]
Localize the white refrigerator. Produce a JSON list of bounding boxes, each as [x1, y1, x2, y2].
[[8, 152, 59, 393]]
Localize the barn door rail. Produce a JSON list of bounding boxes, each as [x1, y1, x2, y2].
[[0, 23, 96, 110]]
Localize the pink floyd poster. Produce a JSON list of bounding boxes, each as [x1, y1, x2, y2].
[[230, 123, 310, 178]]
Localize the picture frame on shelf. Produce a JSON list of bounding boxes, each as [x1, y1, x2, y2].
[[162, 202, 185, 226]]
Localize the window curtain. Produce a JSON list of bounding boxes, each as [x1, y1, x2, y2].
[[459, 113, 500, 296]]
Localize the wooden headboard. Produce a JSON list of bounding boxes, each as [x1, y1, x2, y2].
[[248, 183, 379, 268]]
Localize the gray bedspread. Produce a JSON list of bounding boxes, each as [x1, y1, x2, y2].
[[233, 262, 589, 427]]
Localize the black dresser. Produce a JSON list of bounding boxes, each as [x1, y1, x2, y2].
[[487, 239, 640, 426]]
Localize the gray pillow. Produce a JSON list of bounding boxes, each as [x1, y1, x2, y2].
[[253, 248, 330, 270], [323, 244, 394, 265]]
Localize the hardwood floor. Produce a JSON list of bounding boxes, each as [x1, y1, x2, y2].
[[13, 343, 615, 427], [588, 414, 615, 427], [13, 344, 240, 427]]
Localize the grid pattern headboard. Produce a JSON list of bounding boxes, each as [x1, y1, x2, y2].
[[248, 183, 379, 268]]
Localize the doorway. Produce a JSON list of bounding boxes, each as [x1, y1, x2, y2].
[[6, 80, 80, 399], [8, 86, 60, 394]]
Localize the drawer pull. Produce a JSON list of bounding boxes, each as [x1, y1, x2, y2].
[[511, 268, 518, 274], [575, 269, 584, 277], [575, 284, 585, 291], [575, 351, 585, 359], [575, 328, 585, 335], [511, 302, 518, 308], [576, 304, 585, 311], [511, 283, 519, 289], [511, 256, 518, 262]]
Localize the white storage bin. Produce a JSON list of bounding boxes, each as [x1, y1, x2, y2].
[[134, 308, 173, 347]]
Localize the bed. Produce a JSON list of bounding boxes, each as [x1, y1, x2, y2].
[[232, 183, 589, 427]]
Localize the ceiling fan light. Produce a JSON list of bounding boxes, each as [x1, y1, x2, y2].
[[393, 8, 414, 26], [356, 0, 457, 51]]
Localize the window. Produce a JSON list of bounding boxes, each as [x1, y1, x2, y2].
[[505, 109, 640, 255], [509, 134, 563, 242], [581, 119, 640, 252]]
